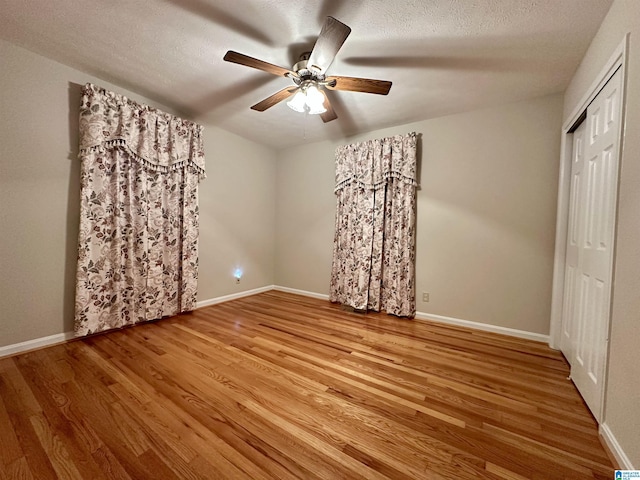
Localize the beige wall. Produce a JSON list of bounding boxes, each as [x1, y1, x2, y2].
[[0, 40, 277, 348], [276, 93, 563, 336], [563, 0, 640, 467], [198, 128, 276, 299], [275, 140, 337, 295]]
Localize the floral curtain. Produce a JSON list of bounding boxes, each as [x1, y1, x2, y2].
[[74, 83, 206, 337], [329, 133, 418, 317]]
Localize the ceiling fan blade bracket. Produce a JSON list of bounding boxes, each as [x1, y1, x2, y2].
[[288, 73, 302, 85]]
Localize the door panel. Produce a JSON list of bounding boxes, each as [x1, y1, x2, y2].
[[560, 121, 586, 359]]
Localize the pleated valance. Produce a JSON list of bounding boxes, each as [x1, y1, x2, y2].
[[79, 83, 206, 179], [334, 132, 418, 192]]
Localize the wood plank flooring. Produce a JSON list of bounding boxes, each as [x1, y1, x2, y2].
[[0, 291, 614, 479]]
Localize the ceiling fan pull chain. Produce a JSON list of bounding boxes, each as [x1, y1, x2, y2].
[[303, 109, 308, 140]]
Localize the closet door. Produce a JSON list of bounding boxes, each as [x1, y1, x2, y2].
[[561, 67, 623, 421], [560, 120, 586, 362]]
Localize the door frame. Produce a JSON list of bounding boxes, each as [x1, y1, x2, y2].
[[549, 34, 629, 416]]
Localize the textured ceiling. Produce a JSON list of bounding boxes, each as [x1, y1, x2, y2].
[[0, 0, 612, 149]]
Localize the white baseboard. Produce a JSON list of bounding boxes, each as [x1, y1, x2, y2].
[[600, 423, 635, 469], [0, 332, 75, 358], [415, 311, 550, 343], [271, 287, 548, 343], [0, 291, 548, 357], [273, 285, 330, 301], [196, 285, 275, 309], [0, 288, 274, 358]]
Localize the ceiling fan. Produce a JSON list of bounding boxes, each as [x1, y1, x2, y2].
[[223, 16, 392, 123]]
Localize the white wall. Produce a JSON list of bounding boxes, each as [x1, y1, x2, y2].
[[275, 94, 563, 336], [563, 0, 640, 468], [0, 40, 277, 348]]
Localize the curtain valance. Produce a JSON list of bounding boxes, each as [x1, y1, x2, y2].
[[334, 132, 418, 192], [79, 83, 206, 179]]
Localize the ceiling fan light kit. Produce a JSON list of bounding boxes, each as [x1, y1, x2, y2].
[[223, 16, 392, 123]]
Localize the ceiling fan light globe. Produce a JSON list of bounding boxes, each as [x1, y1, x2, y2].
[[305, 86, 326, 114], [287, 91, 307, 113], [308, 103, 327, 115]]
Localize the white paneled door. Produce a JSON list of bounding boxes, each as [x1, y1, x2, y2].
[[560, 120, 586, 362], [560, 67, 623, 421]]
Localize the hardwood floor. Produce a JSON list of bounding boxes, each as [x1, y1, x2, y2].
[[0, 291, 614, 479]]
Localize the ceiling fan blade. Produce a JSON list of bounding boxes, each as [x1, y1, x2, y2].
[[224, 51, 294, 78], [325, 76, 392, 95], [307, 17, 351, 74], [319, 90, 338, 123], [250, 87, 299, 112]]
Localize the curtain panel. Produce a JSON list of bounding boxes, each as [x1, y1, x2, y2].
[[330, 133, 418, 317], [74, 83, 206, 336]]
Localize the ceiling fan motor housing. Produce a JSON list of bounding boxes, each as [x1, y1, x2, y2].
[[292, 52, 326, 84]]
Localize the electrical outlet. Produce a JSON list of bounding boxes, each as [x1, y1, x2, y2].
[[422, 292, 429, 302]]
